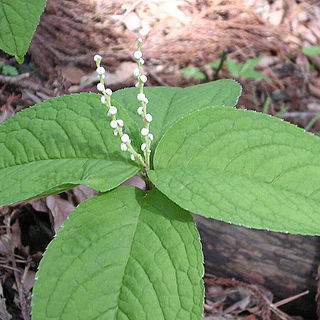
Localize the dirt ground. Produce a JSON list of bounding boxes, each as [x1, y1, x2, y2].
[[1, 0, 320, 319]]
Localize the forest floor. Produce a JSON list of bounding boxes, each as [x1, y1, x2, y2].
[[1, 0, 320, 319]]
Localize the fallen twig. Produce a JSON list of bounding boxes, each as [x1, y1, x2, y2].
[[0, 73, 30, 85]]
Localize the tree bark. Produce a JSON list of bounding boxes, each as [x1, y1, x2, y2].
[[194, 215, 320, 318]]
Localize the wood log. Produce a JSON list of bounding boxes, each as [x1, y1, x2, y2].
[[194, 215, 320, 318]]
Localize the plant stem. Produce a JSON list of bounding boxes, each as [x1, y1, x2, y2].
[[213, 50, 227, 80]]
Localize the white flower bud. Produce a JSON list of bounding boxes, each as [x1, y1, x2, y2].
[[105, 88, 112, 96], [145, 114, 152, 122], [97, 83, 105, 92], [96, 66, 105, 75], [117, 119, 124, 127], [137, 106, 143, 115], [101, 96, 106, 104], [141, 143, 147, 151], [110, 120, 117, 128], [139, 58, 144, 65], [121, 134, 130, 143], [101, 74, 105, 79], [130, 154, 135, 161], [121, 143, 127, 151], [143, 97, 149, 104], [114, 130, 118, 136], [138, 38, 143, 43], [137, 93, 146, 101], [133, 68, 140, 77], [148, 133, 154, 141], [109, 106, 117, 115], [140, 75, 147, 83], [134, 51, 142, 59], [94, 54, 102, 62], [135, 82, 140, 88], [140, 27, 149, 36], [141, 128, 149, 136]]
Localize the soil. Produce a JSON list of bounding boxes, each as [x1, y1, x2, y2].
[[1, 0, 320, 319]]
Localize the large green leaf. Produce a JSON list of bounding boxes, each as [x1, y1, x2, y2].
[[149, 107, 320, 235], [112, 80, 241, 152], [0, 0, 46, 63], [32, 187, 204, 320], [0, 93, 141, 206]]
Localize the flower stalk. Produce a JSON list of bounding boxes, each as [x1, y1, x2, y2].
[[94, 54, 146, 169], [133, 39, 153, 170]]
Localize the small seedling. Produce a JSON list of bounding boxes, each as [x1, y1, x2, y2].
[[183, 55, 272, 82], [224, 56, 272, 80], [302, 46, 320, 57], [182, 67, 206, 81], [0, 63, 19, 76]]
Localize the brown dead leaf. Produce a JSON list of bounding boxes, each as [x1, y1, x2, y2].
[[46, 196, 75, 233], [10, 220, 22, 251], [27, 198, 48, 213], [120, 175, 146, 190], [61, 66, 86, 84], [79, 61, 137, 89], [308, 82, 320, 99], [72, 185, 99, 204], [21, 270, 35, 294]]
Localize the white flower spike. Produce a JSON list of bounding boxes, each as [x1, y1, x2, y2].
[[137, 106, 143, 115], [96, 66, 105, 75], [121, 143, 128, 151], [109, 106, 117, 115], [137, 93, 146, 101], [117, 119, 124, 127], [105, 88, 112, 96], [145, 114, 152, 122], [141, 128, 149, 136], [121, 134, 130, 143], [97, 83, 105, 92], [140, 27, 149, 36], [110, 120, 117, 129], [134, 51, 142, 59]]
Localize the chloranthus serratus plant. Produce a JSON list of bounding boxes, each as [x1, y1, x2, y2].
[[1, 33, 320, 319]]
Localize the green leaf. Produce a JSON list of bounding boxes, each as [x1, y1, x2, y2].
[[32, 186, 204, 320], [0, 0, 46, 62], [302, 46, 320, 56], [205, 60, 220, 68], [149, 107, 320, 235], [0, 93, 141, 206], [241, 56, 265, 71], [1, 64, 18, 76], [182, 67, 206, 80], [224, 58, 243, 77], [112, 80, 242, 152], [240, 69, 271, 81]]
